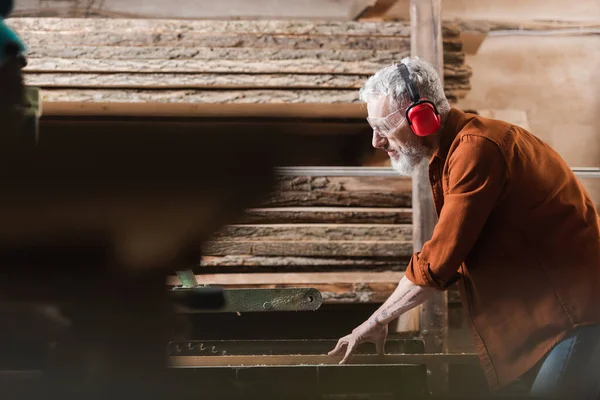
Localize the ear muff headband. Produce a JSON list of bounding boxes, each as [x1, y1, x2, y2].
[[397, 62, 442, 137], [398, 63, 420, 104]]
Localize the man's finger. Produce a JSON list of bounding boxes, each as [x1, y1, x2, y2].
[[339, 340, 357, 365], [328, 337, 348, 357]]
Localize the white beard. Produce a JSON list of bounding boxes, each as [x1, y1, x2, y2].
[[390, 147, 426, 176]]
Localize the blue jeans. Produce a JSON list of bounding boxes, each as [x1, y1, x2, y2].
[[528, 325, 600, 398]]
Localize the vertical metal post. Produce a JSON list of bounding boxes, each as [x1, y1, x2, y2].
[[409, 0, 449, 396]]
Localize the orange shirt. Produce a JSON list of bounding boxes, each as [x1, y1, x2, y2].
[[404, 108, 600, 389]]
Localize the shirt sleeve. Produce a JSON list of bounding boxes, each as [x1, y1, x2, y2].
[[404, 134, 508, 290]]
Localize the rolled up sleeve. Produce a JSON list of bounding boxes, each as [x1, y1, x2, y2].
[[405, 134, 508, 290]]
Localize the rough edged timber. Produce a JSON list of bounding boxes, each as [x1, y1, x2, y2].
[[238, 207, 413, 224], [264, 175, 412, 207], [166, 272, 406, 304], [193, 173, 415, 317], [213, 224, 412, 241], [200, 255, 406, 269], [169, 353, 481, 367], [202, 240, 413, 258], [7, 18, 473, 104], [167, 271, 420, 329], [6, 18, 459, 36]]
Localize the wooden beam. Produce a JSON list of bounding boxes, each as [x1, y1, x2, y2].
[[202, 240, 412, 258], [24, 65, 468, 89], [29, 46, 447, 63], [6, 18, 457, 37], [166, 271, 407, 304], [36, 87, 466, 105], [169, 353, 481, 367], [238, 207, 412, 224], [22, 33, 426, 50], [212, 224, 412, 242], [24, 54, 468, 75], [37, 88, 364, 104], [452, 19, 600, 35], [39, 102, 368, 119], [200, 255, 405, 269], [265, 175, 412, 208], [169, 271, 419, 327], [357, 0, 400, 20], [410, 0, 448, 395], [9, 17, 472, 105], [168, 271, 404, 286], [26, 72, 371, 90]]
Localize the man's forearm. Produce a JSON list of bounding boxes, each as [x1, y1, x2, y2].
[[367, 276, 436, 327]]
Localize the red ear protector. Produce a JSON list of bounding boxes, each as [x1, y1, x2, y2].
[[398, 63, 441, 137]]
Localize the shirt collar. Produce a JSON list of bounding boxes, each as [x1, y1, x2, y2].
[[430, 107, 468, 163]]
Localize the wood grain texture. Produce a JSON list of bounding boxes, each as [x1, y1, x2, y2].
[[27, 46, 425, 62], [200, 255, 404, 269], [6, 18, 461, 37], [169, 353, 480, 367], [167, 271, 407, 304], [37, 87, 467, 104], [24, 56, 469, 75], [25, 72, 371, 89], [8, 17, 471, 105], [19, 31, 463, 50], [202, 240, 412, 257], [25, 71, 470, 90], [168, 271, 404, 285], [38, 88, 364, 104], [238, 207, 412, 224], [212, 224, 412, 241], [264, 175, 412, 207], [454, 18, 600, 34]]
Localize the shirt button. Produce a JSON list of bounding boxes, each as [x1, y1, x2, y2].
[[431, 174, 437, 183]]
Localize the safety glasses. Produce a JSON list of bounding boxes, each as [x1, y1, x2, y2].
[[366, 109, 407, 136]]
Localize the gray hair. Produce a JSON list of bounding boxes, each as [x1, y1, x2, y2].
[[359, 56, 450, 116]]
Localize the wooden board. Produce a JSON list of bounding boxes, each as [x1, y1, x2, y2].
[[264, 175, 412, 207], [200, 255, 405, 270], [37, 88, 364, 104], [23, 56, 469, 76], [202, 240, 412, 258], [167, 271, 406, 304], [24, 69, 471, 89], [359, 0, 401, 20], [454, 19, 600, 34], [169, 353, 480, 367], [6, 17, 472, 105], [25, 72, 372, 90], [169, 271, 419, 330], [168, 271, 403, 285], [238, 207, 412, 224], [212, 224, 412, 241], [20, 33, 462, 52], [6, 18, 461, 37], [38, 102, 368, 119], [35, 87, 467, 104]]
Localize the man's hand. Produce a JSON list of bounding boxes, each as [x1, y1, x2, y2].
[[328, 319, 388, 364], [328, 276, 435, 365]]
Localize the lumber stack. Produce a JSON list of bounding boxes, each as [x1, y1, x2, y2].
[[194, 173, 414, 305], [6, 18, 472, 104]]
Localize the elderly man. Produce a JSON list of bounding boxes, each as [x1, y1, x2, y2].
[[328, 57, 600, 397]]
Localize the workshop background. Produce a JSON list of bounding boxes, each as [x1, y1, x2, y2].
[[2, 0, 599, 398]]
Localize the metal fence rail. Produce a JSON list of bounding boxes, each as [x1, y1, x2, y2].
[[276, 166, 600, 178]]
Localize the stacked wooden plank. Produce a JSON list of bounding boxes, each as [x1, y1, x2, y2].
[[195, 173, 414, 306], [6, 18, 472, 104]]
